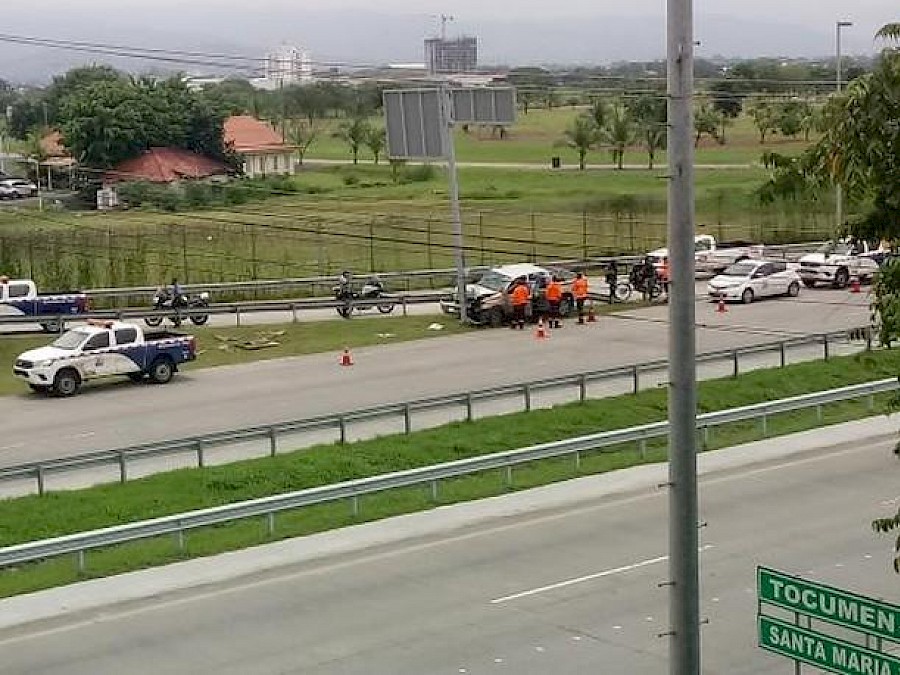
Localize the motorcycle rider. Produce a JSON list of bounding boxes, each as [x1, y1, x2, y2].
[[169, 278, 186, 309], [605, 261, 618, 304], [336, 270, 353, 301]]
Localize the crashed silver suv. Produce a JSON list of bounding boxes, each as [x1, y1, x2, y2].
[[440, 263, 576, 327]]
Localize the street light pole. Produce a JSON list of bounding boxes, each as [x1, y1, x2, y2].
[[835, 20, 852, 231], [667, 0, 699, 672]]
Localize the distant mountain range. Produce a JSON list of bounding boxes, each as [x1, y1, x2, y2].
[[0, 9, 879, 84]]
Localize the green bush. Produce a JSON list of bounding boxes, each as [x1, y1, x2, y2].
[[403, 163, 436, 183]]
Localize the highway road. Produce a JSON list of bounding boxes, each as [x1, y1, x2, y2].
[[0, 286, 869, 471], [0, 424, 895, 673]]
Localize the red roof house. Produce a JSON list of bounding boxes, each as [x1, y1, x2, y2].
[[104, 147, 228, 183], [224, 115, 297, 177]]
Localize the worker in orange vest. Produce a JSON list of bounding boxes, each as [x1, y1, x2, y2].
[[510, 279, 531, 330], [572, 272, 589, 324], [546, 276, 563, 329]]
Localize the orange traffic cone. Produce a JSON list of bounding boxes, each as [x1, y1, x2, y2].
[[340, 347, 354, 367], [535, 317, 548, 340], [850, 277, 861, 294], [716, 295, 728, 313], [587, 301, 597, 323]]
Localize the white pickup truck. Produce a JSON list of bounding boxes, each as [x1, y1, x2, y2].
[[798, 239, 882, 289], [647, 235, 764, 276], [13, 320, 197, 396]]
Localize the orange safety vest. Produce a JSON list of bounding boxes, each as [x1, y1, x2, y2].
[[572, 277, 588, 299], [511, 284, 531, 306], [546, 281, 562, 302], [661, 261, 670, 282]]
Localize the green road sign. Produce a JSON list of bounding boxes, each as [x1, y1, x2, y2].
[[758, 567, 900, 642], [759, 615, 900, 675]]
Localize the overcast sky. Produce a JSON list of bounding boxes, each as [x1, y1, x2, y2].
[[1, 0, 897, 81]]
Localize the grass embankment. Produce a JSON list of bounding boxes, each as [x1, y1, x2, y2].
[[0, 314, 471, 397], [0, 349, 895, 598]]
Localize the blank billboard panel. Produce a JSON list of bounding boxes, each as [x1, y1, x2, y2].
[[384, 89, 446, 159]]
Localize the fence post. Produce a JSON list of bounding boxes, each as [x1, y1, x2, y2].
[[403, 403, 412, 434], [196, 441, 205, 468], [633, 365, 640, 394], [780, 341, 786, 368], [466, 393, 474, 422], [268, 427, 278, 457], [523, 385, 532, 412], [732, 350, 739, 378], [36, 465, 46, 496], [339, 417, 347, 445], [118, 451, 128, 483], [579, 374, 588, 403]]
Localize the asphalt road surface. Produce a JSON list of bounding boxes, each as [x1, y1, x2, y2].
[[0, 426, 895, 674], [0, 286, 869, 470]]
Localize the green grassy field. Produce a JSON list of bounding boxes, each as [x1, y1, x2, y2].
[[0, 348, 893, 598]]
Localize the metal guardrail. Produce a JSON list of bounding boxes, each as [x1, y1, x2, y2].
[[0, 377, 892, 571], [0, 328, 868, 496], [78, 243, 822, 300]]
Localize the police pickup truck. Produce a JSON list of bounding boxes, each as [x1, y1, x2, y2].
[[798, 239, 882, 289], [13, 320, 197, 396], [0, 277, 90, 332]]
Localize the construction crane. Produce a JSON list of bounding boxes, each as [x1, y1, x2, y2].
[[431, 14, 454, 40]]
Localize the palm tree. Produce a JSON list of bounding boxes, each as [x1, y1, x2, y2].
[[560, 115, 599, 170], [875, 22, 900, 43], [333, 117, 370, 165], [601, 105, 635, 170], [588, 98, 609, 131], [641, 126, 666, 170]]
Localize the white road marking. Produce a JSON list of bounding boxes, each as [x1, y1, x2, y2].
[[490, 545, 713, 604]]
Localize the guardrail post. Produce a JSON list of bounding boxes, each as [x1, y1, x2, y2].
[[760, 414, 768, 438], [268, 428, 278, 457], [403, 403, 412, 434], [267, 512, 276, 536], [430, 480, 439, 502], [633, 365, 640, 394], [235, 306, 242, 327], [779, 341, 786, 368], [30, 463, 47, 496], [196, 441, 205, 468], [639, 439, 647, 459], [466, 393, 474, 422], [503, 465, 513, 488], [175, 530, 185, 553], [816, 405, 823, 423], [339, 417, 347, 445], [579, 374, 587, 403], [523, 385, 532, 412], [732, 350, 739, 378], [291, 304, 298, 323], [75, 550, 85, 575], [701, 426, 710, 450], [350, 495, 359, 518], [118, 451, 128, 483], [867, 395, 875, 412], [823, 334, 830, 360], [574, 450, 581, 472], [402, 297, 408, 316]]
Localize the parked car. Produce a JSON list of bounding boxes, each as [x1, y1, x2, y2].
[[707, 260, 801, 304], [0, 178, 38, 198], [647, 234, 765, 277], [798, 239, 881, 289], [13, 320, 197, 396], [440, 263, 577, 327], [0, 183, 18, 200]]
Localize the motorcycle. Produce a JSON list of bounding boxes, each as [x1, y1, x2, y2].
[[145, 291, 211, 327], [628, 267, 664, 300], [333, 277, 395, 318]]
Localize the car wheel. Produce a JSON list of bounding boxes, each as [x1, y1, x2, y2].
[[741, 288, 754, 304], [787, 281, 800, 297], [52, 368, 81, 397], [833, 268, 850, 289], [40, 320, 61, 333], [189, 314, 209, 325], [802, 279, 817, 288], [148, 357, 174, 384]]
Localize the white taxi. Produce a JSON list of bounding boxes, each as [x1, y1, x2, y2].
[[707, 260, 801, 304]]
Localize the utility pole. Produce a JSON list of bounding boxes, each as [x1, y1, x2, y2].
[[835, 20, 853, 231], [667, 0, 700, 672], [441, 86, 467, 324]]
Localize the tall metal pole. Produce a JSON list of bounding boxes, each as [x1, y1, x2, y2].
[[442, 87, 467, 323], [835, 21, 852, 231], [667, 0, 699, 671]]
